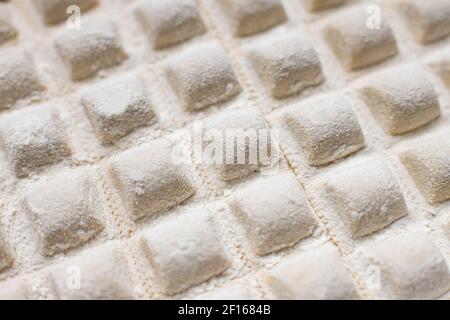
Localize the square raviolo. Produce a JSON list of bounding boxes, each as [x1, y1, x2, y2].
[[81, 75, 155, 145], [397, 0, 450, 44], [325, 160, 407, 238], [229, 173, 317, 255], [281, 93, 365, 166], [0, 50, 44, 110], [0, 106, 71, 178], [141, 209, 229, 295], [249, 34, 324, 99], [195, 284, 257, 300], [431, 52, 450, 88], [359, 67, 440, 135], [33, 0, 98, 25], [367, 232, 450, 299], [303, 0, 345, 12], [218, 0, 287, 37], [0, 279, 28, 300], [25, 169, 104, 256], [134, 0, 206, 49], [55, 21, 127, 80], [166, 42, 241, 111], [400, 138, 450, 204], [265, 243, 360, 299], [0, 236, 12, 273], [324, 6, 398, 70], [49, 244, 136, 299], [107, 139, 195, 220], [0, 18, 17, 45], [204, 107, 270, 181]]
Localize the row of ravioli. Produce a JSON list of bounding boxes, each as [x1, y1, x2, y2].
[[0, 162, 449, 299], [0, 13, 449, 178], [4, 1, 450, 46], [2, 0, 450, 103], [0, 62, 449, 256], [1, 1, 450, 142], [0, 48, 449, 200]]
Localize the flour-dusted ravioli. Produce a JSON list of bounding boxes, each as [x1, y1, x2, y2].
[[249, 34, 323, 98], [33, 0, 98, 25], [49, 244, 136, 300], [108, 139, 195, 220], [325, 160, 407, 238], [0, 279, 28, 300], [303, 0, 345, 12], [0, 106, 71, 178], [166, 42, 241, 111], [55, 20, 127, 80], [265, 243, 360, 299], [81, 75, 155, 145], [204, 107, 270, 181], [400, 138, 450, 204], [359, 67, 440, 135], [0, 236, 12, 273], [430, 52, 450, 88], [218, 0, 287, 37], [0, 49, 44, 110], [281, 93, 365, 166], [324, 6, 398, 70], [195, 284, 257, 300], [0, 14, 17, 45], [134, 0, 206, 49], [141, 209, 229, 295], [229, 173, 317, 255], [397, 0, 450, 44], [0, 21, 16, 45], [367, 232, 450, 299], [26, 169, 104, 256]]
